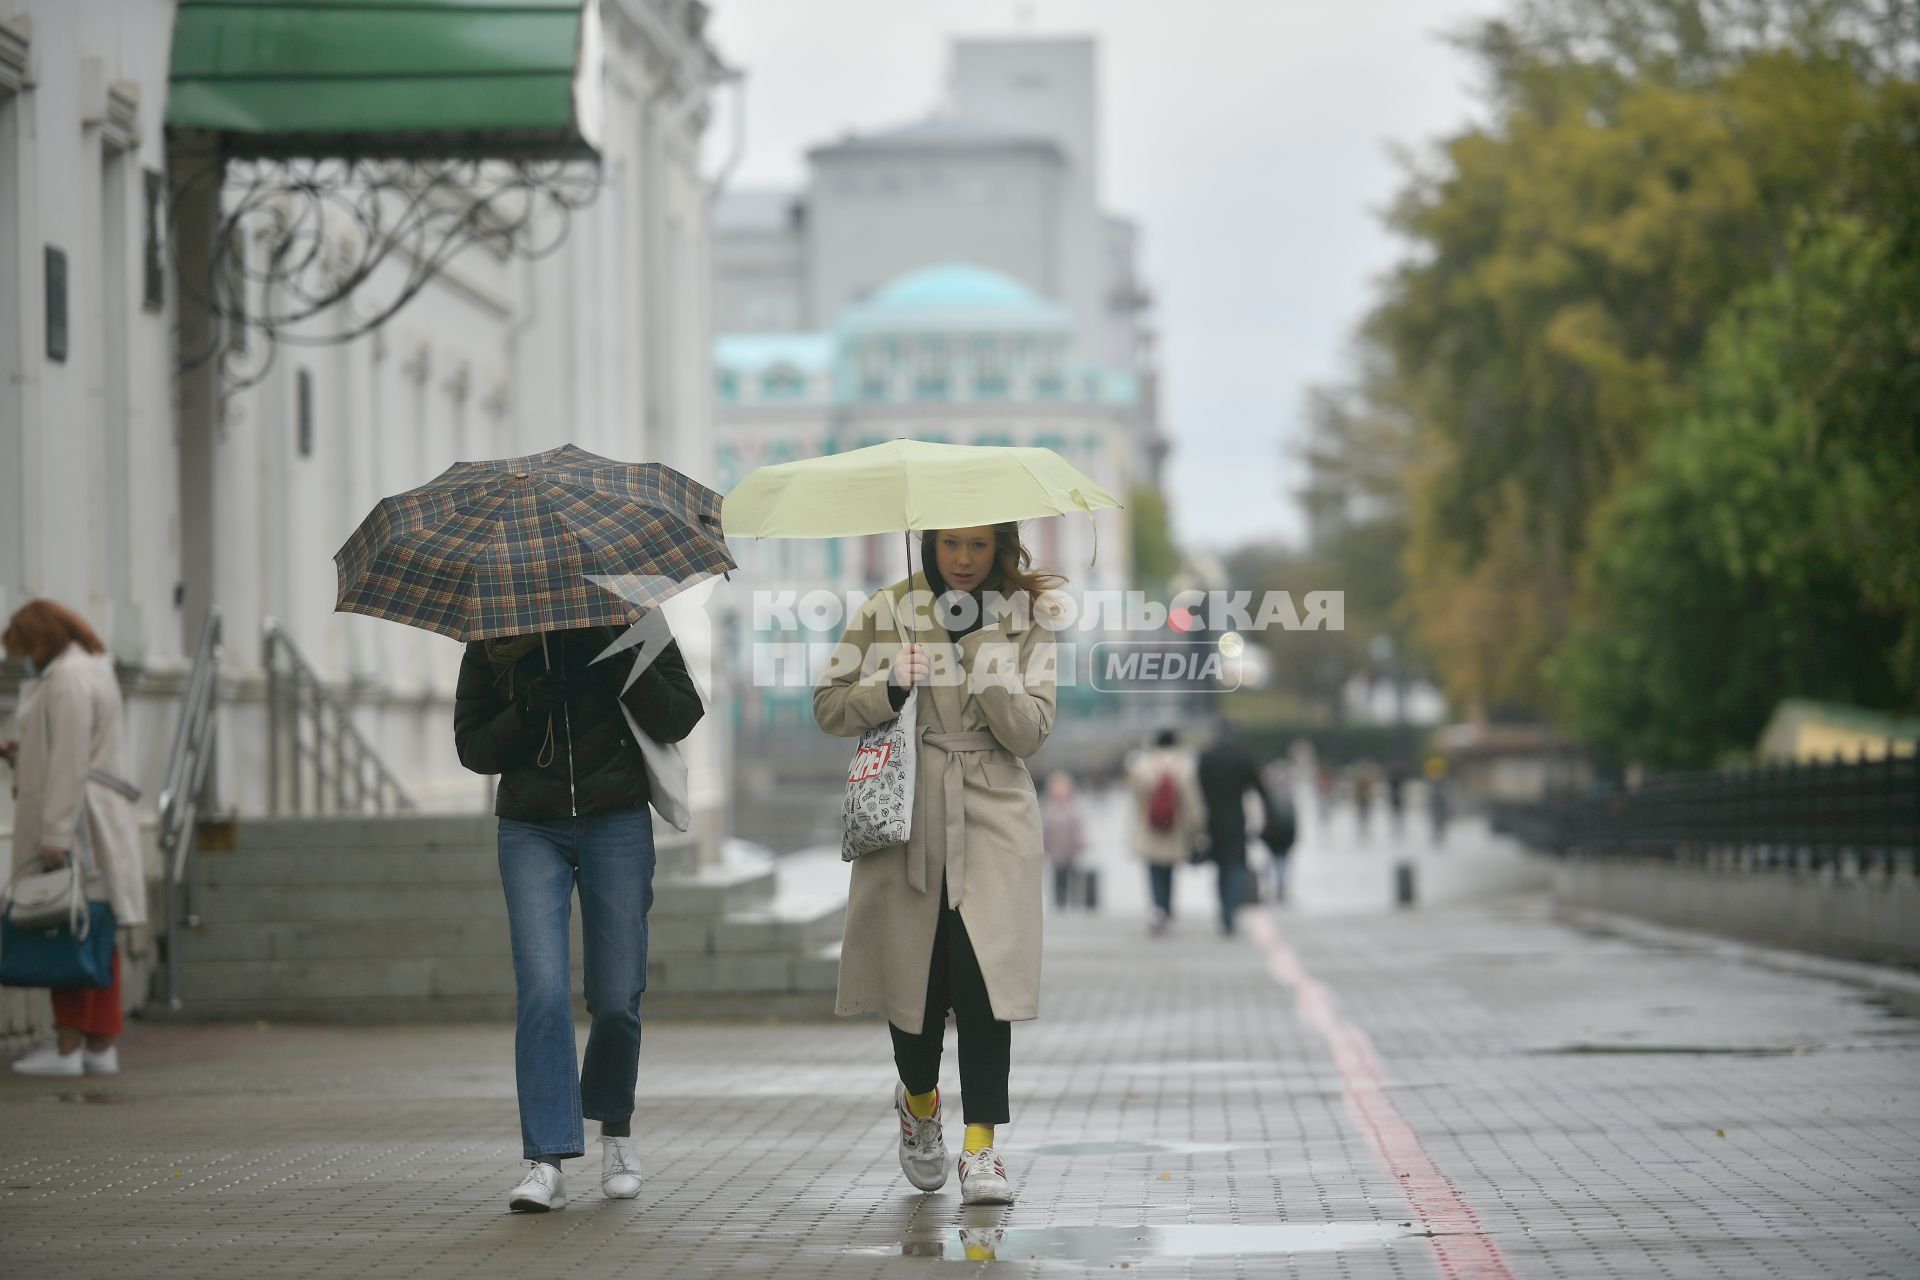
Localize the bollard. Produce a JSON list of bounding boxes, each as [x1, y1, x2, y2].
[[1394, 860, 1416, 908]]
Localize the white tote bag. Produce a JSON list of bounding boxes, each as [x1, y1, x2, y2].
[[617, 653, 694, 833], [841, 690, 918, 861]]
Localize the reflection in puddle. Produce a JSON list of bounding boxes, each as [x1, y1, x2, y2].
[[865, 1222, 1417, 1263], [1528, 1043, 1813, 1057], [1027, 1139, 1251, 1158]]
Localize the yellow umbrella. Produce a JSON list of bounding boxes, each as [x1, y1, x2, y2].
[[722, 438, 1120, 541]]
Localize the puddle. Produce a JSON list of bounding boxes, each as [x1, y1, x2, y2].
[[1706, 1199, 1808, 1241], [1527, 1043, 1813, 1057], [861, 1222, 1418, 1263], [51, 1091, 123, 1104], [1027, 1139, 1254, 1158], [1851, 990, 1920, 1020]]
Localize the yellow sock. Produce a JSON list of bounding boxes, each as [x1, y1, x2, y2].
[[905, 1087, 938, 1120], [963, 1123, 994, 1154]]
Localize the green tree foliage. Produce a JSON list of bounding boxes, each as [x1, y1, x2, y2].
[[1553, 221, 1910, 764], [1282, 378, 1421, 720], [1358, 0, 1917, 744], [1555, 84, 1920, 764]]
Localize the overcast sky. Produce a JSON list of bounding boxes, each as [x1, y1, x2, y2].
[[704, 0, 1499, 553]]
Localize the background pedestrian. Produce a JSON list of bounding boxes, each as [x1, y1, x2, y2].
[[1041, 771, 1087, 911], [1196, 718, 1275, 936], [1126, 729, 1204, 935], [4, 600, 147, 1078]]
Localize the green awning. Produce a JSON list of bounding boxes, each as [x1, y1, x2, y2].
[[167, 0, 602, 160]]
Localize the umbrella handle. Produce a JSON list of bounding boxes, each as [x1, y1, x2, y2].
[[1069, 488, 1099, 570], [902, 529, 917, 649]]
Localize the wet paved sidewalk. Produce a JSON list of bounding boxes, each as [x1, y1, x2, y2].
[[3, 814, 1918, 1278]]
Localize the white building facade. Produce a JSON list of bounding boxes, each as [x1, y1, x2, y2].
[[1, 1, 734, 882]]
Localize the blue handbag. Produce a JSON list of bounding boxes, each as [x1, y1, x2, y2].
[[0, 901, 116, 989]]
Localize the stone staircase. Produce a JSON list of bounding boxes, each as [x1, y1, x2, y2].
[[163, 815, 842, 1021]]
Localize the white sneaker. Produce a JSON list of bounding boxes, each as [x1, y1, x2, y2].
[[82, 1046, 119, 1076], [958, 1146, 1014, 1205], [508, 1160, 566, 1212], [894, 1082, 948, 1192], [11, 1045, 82, 1077], [599, 1135, 641, 1200]]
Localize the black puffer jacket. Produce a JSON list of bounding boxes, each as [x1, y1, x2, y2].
[[453, 625, 703, 821]]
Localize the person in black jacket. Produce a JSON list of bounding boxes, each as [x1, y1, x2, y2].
[[1195, 717, 1276, 937], [454, 623, 702, 1212]]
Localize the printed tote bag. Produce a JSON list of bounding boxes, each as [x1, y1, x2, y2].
[[841, 690, 918, 861]]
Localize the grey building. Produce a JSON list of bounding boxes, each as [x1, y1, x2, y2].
[[713, 34, 1164, 486]]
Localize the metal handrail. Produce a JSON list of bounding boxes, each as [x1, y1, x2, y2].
[[158, 607, 223, 1009], [262, 617, 413, 816]]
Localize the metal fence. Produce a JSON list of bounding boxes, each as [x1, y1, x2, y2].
[[1491, 750, 1920, 874]]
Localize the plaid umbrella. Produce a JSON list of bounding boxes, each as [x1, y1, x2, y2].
[[334, 444, 734, 642]]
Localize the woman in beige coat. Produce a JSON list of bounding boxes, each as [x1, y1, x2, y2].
[[4, 600, 147, 1077], [814, 523, 1060, 1206], [1126, 729, 1206, 935]]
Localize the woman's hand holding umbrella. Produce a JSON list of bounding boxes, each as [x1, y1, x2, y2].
[[890, 644, 931, 690], [521, 669, 570, 714]]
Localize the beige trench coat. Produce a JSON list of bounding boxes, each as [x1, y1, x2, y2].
[[813, 574, 1058, 1030], [1126, 746, 1206, 865], [10, 647, 147, 928]]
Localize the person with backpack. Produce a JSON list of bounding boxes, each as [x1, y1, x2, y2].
[[1126, 729, 1204, 935]]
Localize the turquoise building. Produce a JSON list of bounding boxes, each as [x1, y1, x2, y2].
[[714, 262, 1139, 730]]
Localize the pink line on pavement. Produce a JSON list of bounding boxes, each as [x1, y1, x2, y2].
[[1246, 908, 1518, 1280]]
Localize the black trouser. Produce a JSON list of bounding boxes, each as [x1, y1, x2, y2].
[[888, 877, 1012, 1125], [1051, 865, 1074, 910]]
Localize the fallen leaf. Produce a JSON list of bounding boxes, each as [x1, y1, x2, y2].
[[1157, 1172, 1172, 1181], [1715, 1129, 1725, 1138]]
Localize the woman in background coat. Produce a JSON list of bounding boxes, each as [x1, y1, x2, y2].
[[4, 600, 146, 1077]]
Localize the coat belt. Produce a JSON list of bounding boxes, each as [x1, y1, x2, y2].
[[907, 729, 1003, 906]]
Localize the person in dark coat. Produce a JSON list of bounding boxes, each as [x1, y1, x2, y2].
[[454, 623, 702, 1212], [1195, 718, 1275, 936]]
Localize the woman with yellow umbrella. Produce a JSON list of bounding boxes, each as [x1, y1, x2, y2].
[[726, 439, 1117, 1205]]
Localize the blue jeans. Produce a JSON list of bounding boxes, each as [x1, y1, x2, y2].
[[497, 809, 657, 1161], [1147, 864, 1175, 918], [1217, 860, 1247, 932]]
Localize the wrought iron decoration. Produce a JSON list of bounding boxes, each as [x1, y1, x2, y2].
[[172, 155, 601, 388]]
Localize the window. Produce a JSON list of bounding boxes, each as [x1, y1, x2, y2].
[[857, 340, 893, 401], [44, 246, 68, 362], [142, 169, 164, 311], [913, 337, 949, 400], [296, 368, 314, 457], [760, 365, 806, 400], [970, 337, 1008, 399]]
